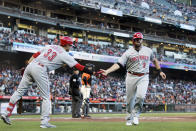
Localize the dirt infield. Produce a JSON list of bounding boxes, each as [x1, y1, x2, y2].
[[11, 116, 196, 122]]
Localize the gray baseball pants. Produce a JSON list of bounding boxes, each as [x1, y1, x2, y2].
[[4, 62, 50, 124]]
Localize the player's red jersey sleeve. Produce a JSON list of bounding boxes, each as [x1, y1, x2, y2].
[[32, 51, 41, 58], [75, 63, 85, 71]]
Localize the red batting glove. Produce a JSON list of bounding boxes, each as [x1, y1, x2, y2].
[[95, 70, 107, 80]]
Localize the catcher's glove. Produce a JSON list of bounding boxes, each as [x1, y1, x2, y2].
[[95, 70, 107, 80]]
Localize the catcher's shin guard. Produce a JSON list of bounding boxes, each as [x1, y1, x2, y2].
[[81, 98, 89, 116]]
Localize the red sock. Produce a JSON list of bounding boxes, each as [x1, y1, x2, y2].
[[6, 102, 16, 117]]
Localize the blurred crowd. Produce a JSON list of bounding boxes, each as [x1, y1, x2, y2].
[[0, 29, 58, 46], [0, 28, 195, 65], [146, 78, 196, 104], [168, 0, 196, 20], [156, 54, 196, 65], [0, 29, 126, 57], [74, 0, 196, 26], [0, 65, 196, 104], [73, 42, 126, 57]]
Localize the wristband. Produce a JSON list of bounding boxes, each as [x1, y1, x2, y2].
[[157, 68, 162, 73]]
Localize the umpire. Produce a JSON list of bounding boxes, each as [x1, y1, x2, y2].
[[69, 69, 82, 118]]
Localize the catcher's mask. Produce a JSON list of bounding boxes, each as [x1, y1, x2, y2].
[[85, 63, 95, 72]]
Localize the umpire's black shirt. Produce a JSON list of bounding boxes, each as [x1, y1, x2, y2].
[[69, 74, 80, 96]]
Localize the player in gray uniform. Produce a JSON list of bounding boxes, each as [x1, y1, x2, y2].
[[100, 32, 166, 126], [1, 36, 94, 128]]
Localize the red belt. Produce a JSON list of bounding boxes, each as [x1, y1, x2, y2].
[[38, 63, 44, 67], [128, 71, 148, 76]]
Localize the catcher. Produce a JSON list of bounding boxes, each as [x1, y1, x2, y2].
[[80, 63, 94, 118]]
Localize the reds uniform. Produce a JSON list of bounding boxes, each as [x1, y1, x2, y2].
[[1, 36, 94, 128], [118, 45, 154, 114], [117, 33, 157, 126], [94, 32, 165, 125]]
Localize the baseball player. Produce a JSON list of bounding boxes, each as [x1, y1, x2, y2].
[[1, 36, 94, 128], [80, 64, 94, 118], [100, 32, 166, 126]]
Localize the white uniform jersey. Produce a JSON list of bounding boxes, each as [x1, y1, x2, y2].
[[118, 46, 154, 73], [33, 45, 78, 72]]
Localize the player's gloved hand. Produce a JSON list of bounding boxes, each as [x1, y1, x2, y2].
[[95, 70, 107, 80], [99, 69, 109, 76]]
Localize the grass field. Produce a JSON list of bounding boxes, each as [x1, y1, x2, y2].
[[1, 113, 196, 131]]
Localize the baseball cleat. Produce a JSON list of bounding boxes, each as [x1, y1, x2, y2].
[[40, 123, 56, 128], [133, 117, 139, 125], [126, 120, 133, 126], [1, 114, 11, 125]]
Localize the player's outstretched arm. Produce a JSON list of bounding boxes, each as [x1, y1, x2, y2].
[[100, 63, 120, 76], [27, 56, 35, 64], [27, 51, 41, 64], [74, 63, 94, 75], [153, 58, 166, 79]]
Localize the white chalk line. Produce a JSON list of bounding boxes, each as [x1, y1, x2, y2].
[[10, 116, 185, 120]]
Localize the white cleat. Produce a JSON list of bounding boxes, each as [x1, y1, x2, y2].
[[126, 120, 133, 126], [1, 114, 11, 125], [40, 123, 56, 128], [133, 117, 139, 125]]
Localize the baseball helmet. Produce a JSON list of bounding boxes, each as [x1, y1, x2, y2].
[[132, 32, 143, 40], [60, 36, 73, 46]]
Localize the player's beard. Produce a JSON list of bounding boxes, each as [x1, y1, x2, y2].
[[64, 45, 70, 52], [134, 43, 142, 51], [66, 48, 69, 52]]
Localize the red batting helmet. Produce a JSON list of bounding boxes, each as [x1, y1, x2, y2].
[[132, 32, 143, 40], [60, 36, 73, 46]]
